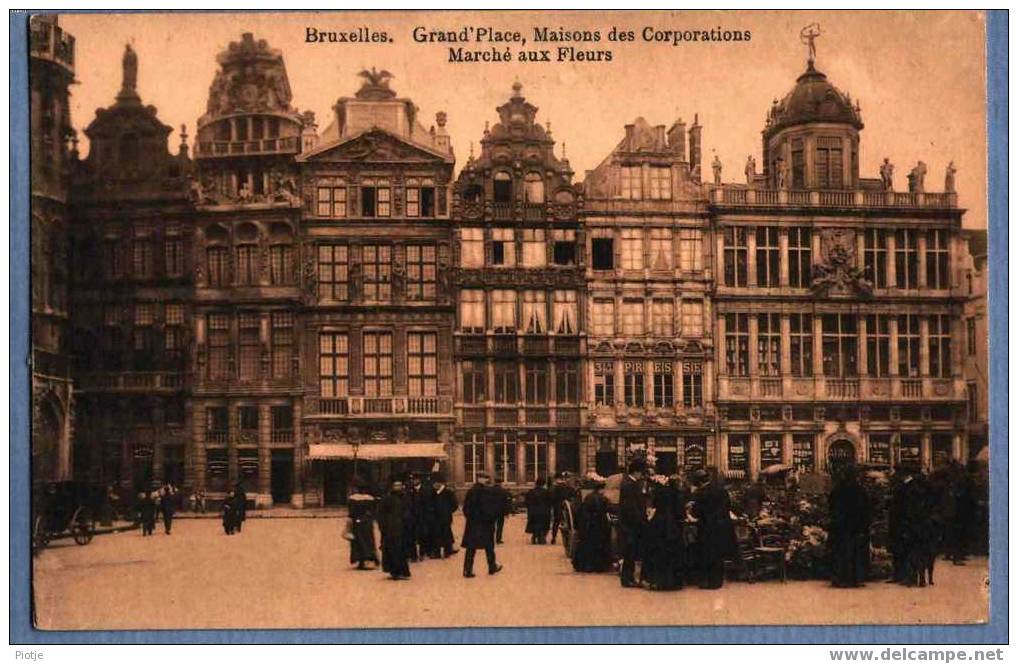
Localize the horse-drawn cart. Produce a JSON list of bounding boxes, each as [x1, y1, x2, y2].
[[32, 481, 105, 553]]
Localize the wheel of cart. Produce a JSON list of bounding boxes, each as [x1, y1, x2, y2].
[[71, 506, 95, 545], [32, 515, 50, 554], [560, 499, 579, 559]]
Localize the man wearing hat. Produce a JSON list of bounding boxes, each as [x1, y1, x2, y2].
[[430, 471, 459, 558], [461, 471, 503, 577], [690, 467, 738, 589], [376, 478, 412, 580], [550, 472, 573, 546], [618, 459, 649, 587]]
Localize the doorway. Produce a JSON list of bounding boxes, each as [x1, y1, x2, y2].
[[827, 438, 857, 475], [271, 450, 293, 505]]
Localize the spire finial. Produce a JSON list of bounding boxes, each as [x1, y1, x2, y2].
[[511, 81, 523, 98]]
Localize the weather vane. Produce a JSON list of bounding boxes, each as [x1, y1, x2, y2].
[[800, 23, 821, 66]]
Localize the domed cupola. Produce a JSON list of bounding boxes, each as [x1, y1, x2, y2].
[[761, 25, 863, 191]]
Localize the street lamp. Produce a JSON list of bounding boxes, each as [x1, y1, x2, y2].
[[351, 440, 361, 482]]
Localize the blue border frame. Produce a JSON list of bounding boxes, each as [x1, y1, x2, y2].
[[8, 9, 1008, 645]]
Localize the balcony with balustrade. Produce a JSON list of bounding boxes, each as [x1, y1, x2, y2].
[[196, 136, 302, 158], [710, 186, 957, 211], [30, 18, 75, 74], [455, 403, 585, 428], [454, 333, 585, 357], [306, 395, 453, 420], [718, 375, 963, 402], [78, 371, 187, 393]]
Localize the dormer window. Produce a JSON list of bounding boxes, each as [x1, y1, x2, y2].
[[649, 166, 671, 200], [524, 173, 544, 203], [406, 177, 436, 218], [361, 178, 391, 217], [493, 172, 513, 203], [815, 137, 843, 189], [317, 180, 347, 218]]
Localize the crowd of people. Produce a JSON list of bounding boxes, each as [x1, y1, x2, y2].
[[135, 483, 180, 536]]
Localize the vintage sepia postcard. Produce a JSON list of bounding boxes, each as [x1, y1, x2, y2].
[[20, 9, 998, 636]]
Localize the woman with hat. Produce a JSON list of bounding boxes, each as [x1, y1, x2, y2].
[[347, 480, 379, 570], [572, 475, 613, 573], [689, 467, 738, 589]]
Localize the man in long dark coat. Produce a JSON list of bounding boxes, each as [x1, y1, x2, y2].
[[158, 485, 176, 535], [618, 460, 649, 587], [233, 483, 247, 533], [137, 491, 157, 536], [492, 477, 512, 544], [572, 480, 613, 573], [550, 473, 572, 545], [524, 477, 553, 544], [828, 464, 872, 588], [430, 473, 459, 558], [690, 468, 738, 589], [405, 474, 430, 562], [903, 470, 937, 586], [642, 477, 687, 590], [376, 479, 412, 580], [461, 472, 503, 577], [888, 467, 910, 583]]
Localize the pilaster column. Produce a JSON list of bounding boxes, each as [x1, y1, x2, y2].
[[886, 231, 897, 288], [715, 231, 726, 285], [920, 433, 932, 471], [858, 315, 869, 376], [815, 432, 826, 473], [778, 228, 790, 287], [718, 433, 729, 474], [888, 317, 900, 377], [749, 433, 761, 481], [748, 314, 760, 378], [782, 432, 793, 465], [292, 399, 304, 507], [716, 314, 727, 374], [917, 232, 928, 289], [189, 400, 205, 492], [258, 404, 271, 506], [227, 403, 239, 486], [548, 440, 557, 476], [614, 357, 624, 405], [812, 315, 824, 376], [780, 314, 792, 375], [919, 316, 931, 377], [746, 227, 758, 287]]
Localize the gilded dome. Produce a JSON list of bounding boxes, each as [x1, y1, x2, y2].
[[764, 63, 863, 137]]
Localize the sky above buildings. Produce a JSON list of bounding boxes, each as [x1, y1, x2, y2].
[[61, 10, 987, 227]]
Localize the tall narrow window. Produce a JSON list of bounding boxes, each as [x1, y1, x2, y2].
[[237, 313, 260, 380], [493, 172, 513, 203], [494, 435, 517, 483], [678, 229, 702, 273], [103, 239, 123, 281], [866, 315, 891, 377], [407, 331, 438, 396], [966, 317, 977, 356], [592, 299, 615, 337], [406, 244, 436, 301], [649, 166, 671, 200], [652, 361, 674, 408], [756, 227, 780, 287], [521, 290, 547, 334], [461, 360, 486, 403], [269, 243, 293, 285], [524, 435, 548, 482], [864, 229, 888, 288], [206, 246, 228, 287], [522, 229, 546, 267], [460, 228, 484, 267], [318, 244, 349, 300], [620, 166, 642, 200], [815, 137, 844, 188], [164, 304, 185, 367], [723, 227, 748, 287], [895, 229, 919, 289], [791, 139, 805, 189], [591, 237, 614, 270], [822, 314, 858, 377], [235, 244, 258, 285], [682, 362, 703, 407], [464, 435, 486, 484], [459, 289, 485, 333], [594, 361, 615, 406], [897, 314, 921, 378], [621, 300, 644, 337], [207, 313, 230, 379], [494, 361, 519, 403], [553, 290, 578, 334], [929, 314, 952, 378], [132, 303, 155, 369], [650, 228, 672, 270], [164, 237, 184, 278], [271, 312, 293, 378], [788, 227, 812, 288], [492, 290, 517, 334], [525, 361, 548, 404], [555, 361, 578, 403], [652, 299, 674, 337], [624, 361, 645, 407], [757, 313, 781, 376], [927, 229, 950, 289], [132, 239, 153, 279], [363, 331, 393, 397], [491, 228, 515, 267], [725, 313, 749, 376], [405, 178, 436, 217], [362, 244, 391, 301], [681, 300, 703, 338], [621, 229, 644, 270], [319, 332, 349, 398], [789, 313, 813, 377]]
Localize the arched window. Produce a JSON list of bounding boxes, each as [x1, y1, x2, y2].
[[268, 223, 294, 285], [524, 172, 544, 203], [493, 172, 513, 203]]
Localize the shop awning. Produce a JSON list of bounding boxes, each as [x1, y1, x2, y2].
[[307, 443, 448, 461]]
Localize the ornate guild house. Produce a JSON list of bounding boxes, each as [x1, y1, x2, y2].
[[34, 27, 986, 504]]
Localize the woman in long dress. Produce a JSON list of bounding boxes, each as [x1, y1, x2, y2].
[[572, 481, 613, 573], [347, 484, 379, 570], [642, 479, 686, 590]]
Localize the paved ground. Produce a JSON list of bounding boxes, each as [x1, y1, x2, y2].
[[33, 515, 989, 630]]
